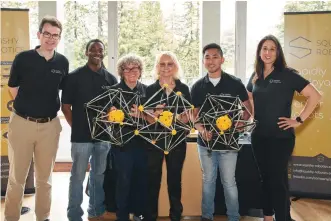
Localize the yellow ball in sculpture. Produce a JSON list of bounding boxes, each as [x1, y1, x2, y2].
[[176, 91, 182, 96], [134, 130, 139, 135], [108, 109, 125, 123], [216, 115, 232, 131], [171, 130, 177, 135], [163, 83, 169, 88], [138, 105, 144, 112], [159, 111, 173, 127], [164, 151, 169, 155]]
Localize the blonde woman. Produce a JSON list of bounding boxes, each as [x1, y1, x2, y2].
[[145, 51, 191, 221]]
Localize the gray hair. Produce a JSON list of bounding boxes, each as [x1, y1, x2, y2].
[[117, 54, 144, 80]]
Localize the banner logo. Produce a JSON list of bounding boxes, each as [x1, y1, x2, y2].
[[289, 36, 311, 59]]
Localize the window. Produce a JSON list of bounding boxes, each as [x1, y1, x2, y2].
[[118, 1, 201, 87], [57, 0, 108, 71], [220, 0, 235, 75]]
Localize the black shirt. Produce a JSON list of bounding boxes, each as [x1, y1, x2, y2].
[[247, 67, 309, 138], [145, 79, 192, 148], [191, 72, 249, 149], [8, 46, 69, 118], [61, 64, 118, 143], [110, 80, 148, 148]]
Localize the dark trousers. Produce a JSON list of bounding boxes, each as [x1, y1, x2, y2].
[[251, 135, 295, 221], [146, 144, 187, 221], [113, 145, 148, 221]]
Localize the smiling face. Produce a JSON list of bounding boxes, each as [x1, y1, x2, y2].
[[259, 40, 277, 66], [37, 23, 61, 51], [157, 55, 178, 78], [86, 42, 104, 66], [203, 48, 224, 74], [122, 63, 141, 85]]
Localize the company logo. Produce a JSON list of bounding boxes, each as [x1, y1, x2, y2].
[[51, 69, 62, 75], [289, 36, 311, 59], [269, 79, 281, 84]]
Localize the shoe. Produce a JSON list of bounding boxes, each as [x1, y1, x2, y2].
[[133, 215, 145, 221]]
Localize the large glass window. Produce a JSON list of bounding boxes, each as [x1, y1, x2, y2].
[[0, 1, 39, 48], [118, 1, 201, 87], [220, 0, 235, 75], [57, 0, 108, 71]]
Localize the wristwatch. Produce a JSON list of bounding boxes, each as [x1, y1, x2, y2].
[[296, 116, 304, 124]]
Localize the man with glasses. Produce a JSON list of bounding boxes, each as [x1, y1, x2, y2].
[[5, 16, 68, 221], [61, 39, 117, 221]]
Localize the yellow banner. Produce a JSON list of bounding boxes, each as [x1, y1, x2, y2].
[[1, 9, 30, 156], [285, 12, 331, 158]]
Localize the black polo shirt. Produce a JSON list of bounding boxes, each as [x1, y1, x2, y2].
[[145, 79, 191, 147], [191, 72, 249, 149], [110, 80, 148, 148], [61, 64, 118, 143], [247, 67, 309, 138], [8, 46, 69, 118]]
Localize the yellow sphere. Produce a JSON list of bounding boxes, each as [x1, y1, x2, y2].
[[134, 130, 139, 135], [138, 105, 144, 112], [190, 128, 196, 133], [171, 129, 177, 135], [159, 111, 173, 127], [108, 109, 125, 123], [164, 151, 169, 155], [216, 115, 232, 131], [176, 91, 182, 96], [152, 140, 156, 144], [163, 83, 169, 88]]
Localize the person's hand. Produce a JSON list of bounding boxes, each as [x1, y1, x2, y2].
[[198, 129, 212, 141], [130, 104, 141, 118], [278, 117, 301, 130], [234, 121, 245, 132], [154, 103, 166, 117], [110, 106, 117, 111]]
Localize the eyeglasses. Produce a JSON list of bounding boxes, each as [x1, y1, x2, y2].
[[123, 67, 140, 73], [159, 62, 174, 68], [41, 31, 61, 40]]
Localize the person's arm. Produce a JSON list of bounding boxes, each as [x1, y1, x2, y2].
[[278, 69, 322, 130], [247, 92, 254, 117], [8, 87, 19, 99], [61, 104, 72, 127], [278, 83, 321, 130], [242, 99, 253, 120], [8, 53, 23, 99]]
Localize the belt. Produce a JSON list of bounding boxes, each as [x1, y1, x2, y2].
[[14, 110, 55, 123]]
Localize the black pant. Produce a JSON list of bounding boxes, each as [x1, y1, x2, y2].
[[113, 145, 148, 221], [146, 144, 187, 221], [251, 135, 295, 221]]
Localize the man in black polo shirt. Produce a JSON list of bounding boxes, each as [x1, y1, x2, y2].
[[61, 39, 117, 221], [5, 16, 68, 221], [191, 43, 252, 221]]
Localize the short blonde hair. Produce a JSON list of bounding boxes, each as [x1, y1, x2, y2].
[[152, 51, 183, 80], [117, 54, 144, 80]]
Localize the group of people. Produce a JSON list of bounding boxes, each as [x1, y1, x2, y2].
[[4, 15, 321, 221]]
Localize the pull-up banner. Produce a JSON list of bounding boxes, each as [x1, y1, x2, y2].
[[284, 11, 331, 198], [1, 8, 35, 196]]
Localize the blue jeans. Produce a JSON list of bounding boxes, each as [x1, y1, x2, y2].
[[67, 142, 110, 221], [198, 145, 239, 221]]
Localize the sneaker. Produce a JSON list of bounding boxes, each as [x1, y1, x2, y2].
[[133, 214, 145, 221], [201, 217, 213, 221]]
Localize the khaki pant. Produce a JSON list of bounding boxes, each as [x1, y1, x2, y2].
[[4, 113, 62, 221]]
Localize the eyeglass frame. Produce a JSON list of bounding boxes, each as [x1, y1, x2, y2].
[[41, 31, 61, 40], [123, 66, 141, 73]]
